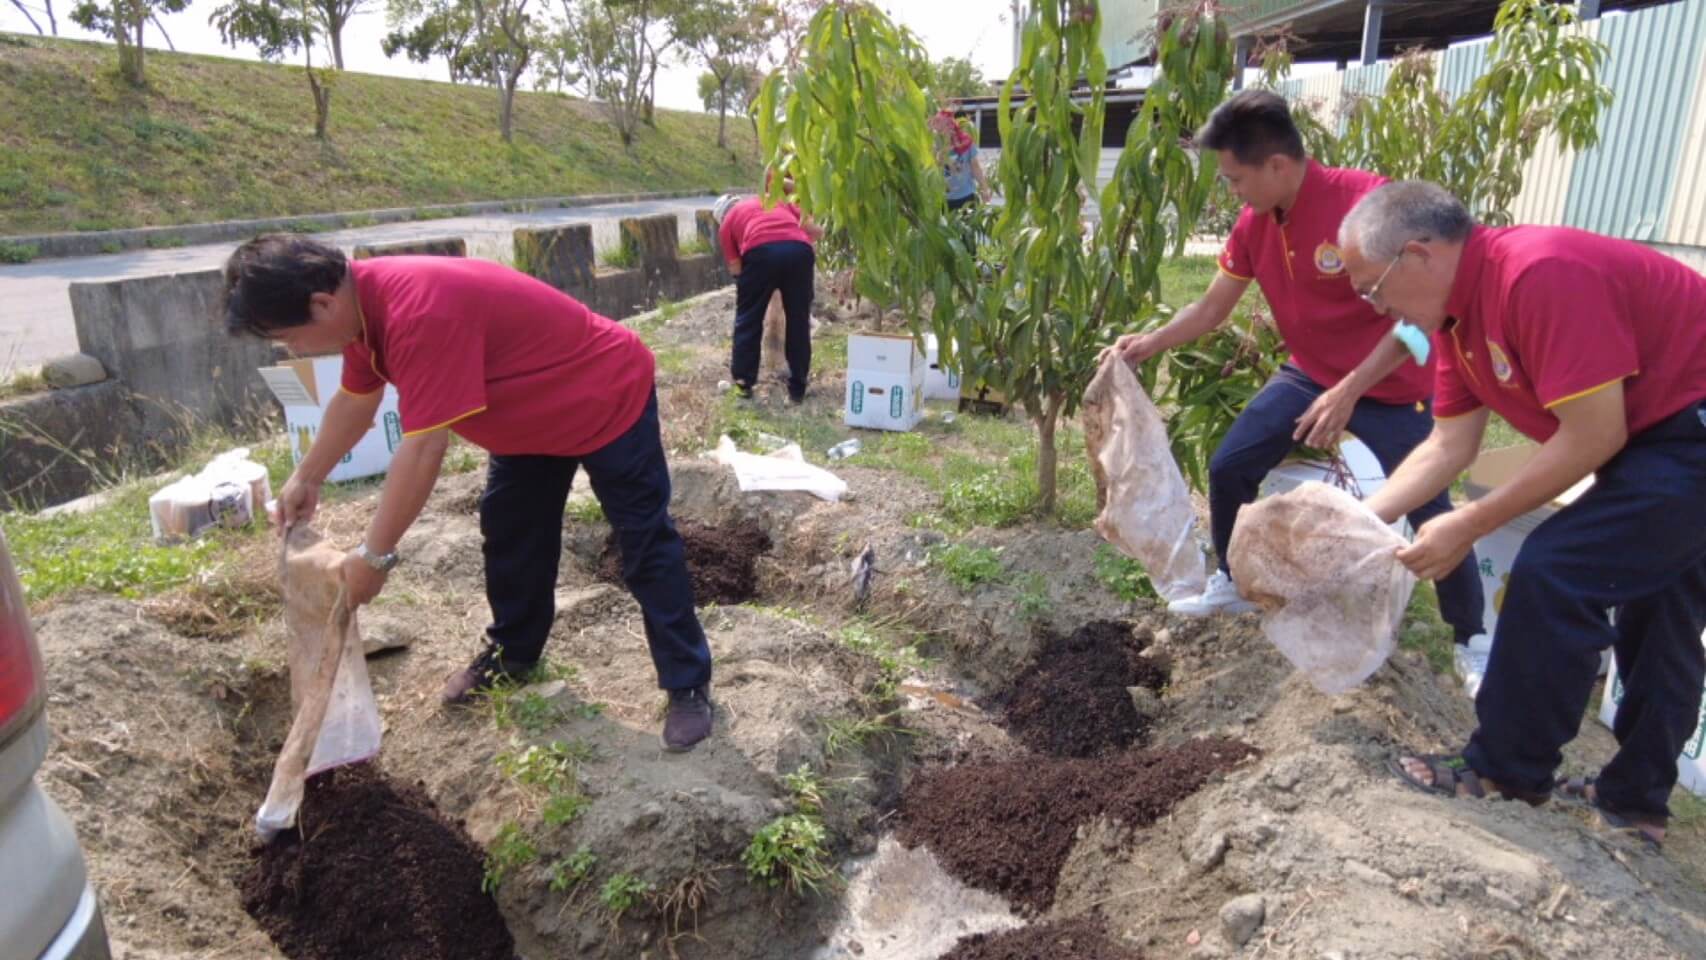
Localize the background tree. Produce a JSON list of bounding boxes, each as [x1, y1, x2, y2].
[[211, 0, 337, 138], [70, 0, 191, 85], [921, 55, 987, 101], [8, 0, 59, 35], [306, 0, 372, 68], [469, 0, 535, 142], [679, 0, 762, 147], [760, 0, 1234, 513], [382, 0, 480, 83], [550, 0, 647, 147]]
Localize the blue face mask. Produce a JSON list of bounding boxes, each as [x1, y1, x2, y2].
[[1393, 320, 1431, 365]]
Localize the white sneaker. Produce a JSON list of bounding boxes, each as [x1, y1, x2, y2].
[[1168, 570, 1258, 617], [1454, 633, 1493, 699]]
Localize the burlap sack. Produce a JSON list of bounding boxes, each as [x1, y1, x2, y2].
[[1082, 352, 1208, 602], [1228, 482, 1416, 694], [255, 525, 383, 839]]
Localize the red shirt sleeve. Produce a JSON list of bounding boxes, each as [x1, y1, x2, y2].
[[1508, 262, 1640, 409], [1218, 207, 1256, 281], [340, 341, 385, 396], [718, 210, 740, 265], [386, 311, 489, 436], [1431, 328, 1482, 419]]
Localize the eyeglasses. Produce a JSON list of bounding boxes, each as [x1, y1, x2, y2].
[[1360, 252, 1404, 310]]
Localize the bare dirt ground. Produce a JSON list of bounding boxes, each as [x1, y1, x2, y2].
[[27, 278, 1706, 959]]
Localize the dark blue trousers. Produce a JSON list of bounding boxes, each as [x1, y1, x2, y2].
[[1210, 364, 1485, 641], [733, 240, 816, 397], [480, 392, 711, 691], [1465, 400, 1706, 817]]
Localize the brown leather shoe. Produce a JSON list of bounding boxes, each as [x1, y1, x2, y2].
[[441, 644, 534, 705], [661, 685, 713, 752]]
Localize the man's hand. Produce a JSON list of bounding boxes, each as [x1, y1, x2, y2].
[[1293, 382, 1358, 448], [276, 473, 321, 533], [341, 550, 389, 607], [1396, 512, 1479, 581], [1108, 332, 1163, 367]]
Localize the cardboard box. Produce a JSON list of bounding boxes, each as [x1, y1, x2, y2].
[[845, 334, 924, 432], [1600, 638, 1706, 795], [922, 334, 962, 402], [1462, 444, 1594, 643], [259, 355, 404, 484]]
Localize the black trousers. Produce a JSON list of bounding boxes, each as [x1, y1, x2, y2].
[[479, 392, 711, 690], [732, 240, 816, 397]]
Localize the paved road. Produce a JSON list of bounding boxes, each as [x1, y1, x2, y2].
[[0, 194, 719, 373]]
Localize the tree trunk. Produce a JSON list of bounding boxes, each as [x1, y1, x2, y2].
[[642, 61, 657, 127], [330, 25, 345, 70], [149, 12, 173, 51], [117, 7, 144, 86], [8, 0, 42, 35], [45, 0, 57, 34], [716, 82, 727, 148], [500, 79, 516, 142], [1034, 395, 1064, 515]]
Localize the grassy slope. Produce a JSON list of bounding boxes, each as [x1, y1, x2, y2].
[[0, 33, 764, 235]]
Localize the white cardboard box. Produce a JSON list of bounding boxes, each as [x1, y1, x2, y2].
[[922, 334, 962, 402], [259, 355, 404, 484], [845, 334, 925, 432]]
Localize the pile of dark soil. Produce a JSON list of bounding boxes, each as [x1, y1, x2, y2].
[[941, 916, 1144, 960], [240, 764, 515, 960], [1001, 620, 1169, 758], [897, 737, 1258, 913], [598, 517, 772, 604]]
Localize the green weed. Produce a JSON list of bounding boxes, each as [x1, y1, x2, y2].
[[0, 242, 38, 264], [742, 813, 833, 896], [1093, 545, 1158, 603], [679, 235, 712, 257], [144, 234, 187, 248], [542, 791, 591, 827], [599, 872, 656, 919], [549, 848, 599, 893], [493, 739, 592, 790], [482, 822, 539, 893], [1398, 581, 1454, 675], [599, 241, 637, 269], [928, 543, 1005, 590], [566, 497, 606, 524], [1013, 572, 1053, 620], [488, 687, 566, 734]]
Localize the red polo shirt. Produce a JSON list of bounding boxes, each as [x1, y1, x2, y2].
[[1219, 161, 1433, 404], [1434, 225, 1706, 441], [717, 197, 812, 265], [340, 257, 655, 456]]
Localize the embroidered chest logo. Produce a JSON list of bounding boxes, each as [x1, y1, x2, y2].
[[1488, 341, 1513, 383], [1313, 242, 1345, 275]]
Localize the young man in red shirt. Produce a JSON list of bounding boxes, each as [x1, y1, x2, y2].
[[713, 191, 820, 402], [1345, 181, 1706, 848], [1114, 90, 1485, 664], [221, 235, 715, 752]]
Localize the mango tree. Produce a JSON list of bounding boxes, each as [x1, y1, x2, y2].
[[757, 0, 1233, 514]]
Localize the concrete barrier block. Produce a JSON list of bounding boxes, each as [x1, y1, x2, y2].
[[352, 237, 468, 259], [41, 353, 107, 389], [515, 224, 595, 295], [0, 380, 154, 510], [68, 268, 277, 434]]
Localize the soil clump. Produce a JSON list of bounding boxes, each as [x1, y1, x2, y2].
[[1000, 620, 1168, 757], [596, 517, 772, 604], [940, 916, 1143, 960], [240, 763, 515, 960], [897, 737, 1257, 913]]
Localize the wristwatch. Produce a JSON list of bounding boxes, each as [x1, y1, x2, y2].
[[355, 543, 401, 573]]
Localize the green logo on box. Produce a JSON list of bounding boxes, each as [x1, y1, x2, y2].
[[851, 381, 864, 415], [889, 386, 902, 419], [384, 411, 403, 451]]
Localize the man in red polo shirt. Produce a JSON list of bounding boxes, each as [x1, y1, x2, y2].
[[1344, 181, 1706, 847], [1114, 90, 1485, 661], [713, 190, 820, 402], [220, 235, 715, 752]]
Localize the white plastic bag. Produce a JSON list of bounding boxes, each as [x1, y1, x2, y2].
[[711, 434, 849, 502], [1081, 353, 1208, 602], [1228, 482, 1416, 695], [256, 526, 383, 840]]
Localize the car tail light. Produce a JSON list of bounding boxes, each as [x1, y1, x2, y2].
[[0, 531, 43, 745]]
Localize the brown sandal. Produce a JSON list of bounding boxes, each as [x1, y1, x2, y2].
[[1556, 777, 1666, 851], [1388, 753, 1550, 807]]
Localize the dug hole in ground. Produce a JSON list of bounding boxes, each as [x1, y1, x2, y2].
[[26, 281, 1706, 959]]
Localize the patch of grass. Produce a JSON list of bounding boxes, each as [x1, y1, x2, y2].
[[482, 821, 539, 893], [679, 234, 712, 257], [443, 437, 485, 474], [1093, 544, 1159, 603], [343, 213, 379, 228], [823, 711, 913, 756], [1398, 580, 1455, 675], [742, 812, 834, 897], [1013, 571, 1053, 620], [653, 346, 696, 378], [928, 543, 1005, 590], [599, 241, 637, 270], [0, 241, 38, 264], [549, 848, 599, 893], [599, 872, 656, 920], [542, 790, 592, 828], [566, 497, 605, 524], [0, 368, 47, 399], [98, 241, 122, 254], [144, 234, 187, 248], [487, 685, 567, 734], [494, 739, 592, 790]]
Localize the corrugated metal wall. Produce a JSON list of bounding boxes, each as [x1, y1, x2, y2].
[[1271, 0, 1706, 264]]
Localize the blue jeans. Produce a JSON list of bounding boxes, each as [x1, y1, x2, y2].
[[1465, 400, 1706, 816], [1208, 364, 1484, 641], [733, 240, 816, 397], [480, 392, 711, 690]]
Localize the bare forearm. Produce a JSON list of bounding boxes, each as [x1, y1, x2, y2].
[[364, 430, 450, 554], [298, 388, 383, 484], [1153, 299, 1229, 350], [1367, 430, 1475, 524]]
